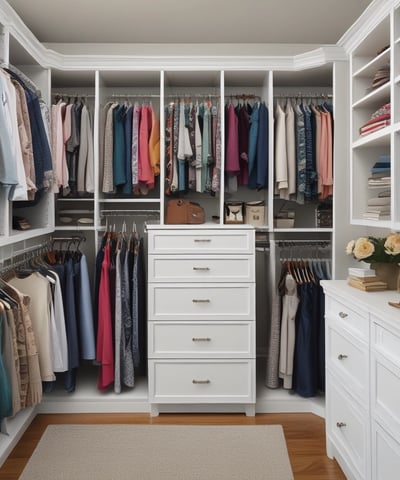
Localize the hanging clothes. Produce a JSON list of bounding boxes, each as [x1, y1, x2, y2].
[[274, 96, 334, 204], [265, 244, 331, 397], [224, 98, 269, 191], [278, 272, 299, 389], [0, 307, 13, 423], [99, 99, 160, 195], [164, 96, 220, 196]]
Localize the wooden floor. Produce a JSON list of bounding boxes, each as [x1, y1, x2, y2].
[[0, 412, 346, 480]]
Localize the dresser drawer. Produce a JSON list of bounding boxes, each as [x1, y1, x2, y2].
[[373, 321, 400, 369], [147, 229, 254, 255], [148, 359, 255, 403], [148, 255, 255, 283], [327, 325, 369, 405], [328, 380, 368, 479], [372, 421, 400, 480], [148, 283, 255, 321], [148, 321, 255, 358], [325, 296, 368, 340], [371, 352, 400, 439]]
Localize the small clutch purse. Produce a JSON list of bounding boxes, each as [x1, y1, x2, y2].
[[165, 199, 205, 224]]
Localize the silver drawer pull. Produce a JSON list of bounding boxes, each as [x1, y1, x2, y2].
[[339, 312, 348, 318], [192, 337, 211, 342], [336, 422, 346, 428], [193, 267, 210, 271], [192, 299, 211, 303], [192, 379, 210, 384], [338, 354, 348, 360], [194, 239, 211, 243]]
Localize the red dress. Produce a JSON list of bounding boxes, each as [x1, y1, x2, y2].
[[96, 242, 114, 390]]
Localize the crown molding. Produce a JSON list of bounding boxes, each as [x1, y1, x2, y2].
[[338, 0, 395, 53], [0, 0, 347, 71], [0, 0, 50, 67]]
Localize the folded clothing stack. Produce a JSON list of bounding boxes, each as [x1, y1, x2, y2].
[[359, 103, 391, 136], [363, 195, 391, 220], [371, 62, 390, 90]]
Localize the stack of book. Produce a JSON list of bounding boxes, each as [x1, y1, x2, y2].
[[347, 267, 388, 291]]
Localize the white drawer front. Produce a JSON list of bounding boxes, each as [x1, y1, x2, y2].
[[148, 255, 255, 283], [372, 421, 400, 480], [325, 296, 368, 340], [148, 230, 254, 254], [327, 326, 368, 405], [328, 382, 368, 479], [148, 359, 255, 403], [148, 321, 255, 358], [373, 321, 400, 369], [148, 283, 255, 321], [371, 353, 400, 439]]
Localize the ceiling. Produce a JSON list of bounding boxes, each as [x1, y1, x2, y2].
[[6, 0, 373, 45]]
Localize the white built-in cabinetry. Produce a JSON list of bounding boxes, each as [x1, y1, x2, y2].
[[147, 225, 256, 416], [323, 280, 400, 480], [350, 3, 400, 229], [0, 4, 346, 466], [1, 0, 384, 469]]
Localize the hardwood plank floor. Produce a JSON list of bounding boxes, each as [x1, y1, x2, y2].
[[0, 412, 346, 479]]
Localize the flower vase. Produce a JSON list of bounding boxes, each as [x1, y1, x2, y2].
[[371, 263, 400, 290]]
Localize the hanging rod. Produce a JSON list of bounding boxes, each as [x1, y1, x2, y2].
[[274, 93, 333, 99], [100, 209, 160, 217], [225, 93, 261, 100], [110, 93, 160, 98], [0, 241, 49, 269], [165, 93, 220, 99], [50, 235, 86, 243], [53, 92, 96, 98]]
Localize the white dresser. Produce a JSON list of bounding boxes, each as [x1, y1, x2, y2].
[[322, 280, 400, 480], [147, 225, 256, 416]]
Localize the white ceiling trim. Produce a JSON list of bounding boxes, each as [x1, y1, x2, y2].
[[338, 0, 395, 53], [0, 0, 383, 71]]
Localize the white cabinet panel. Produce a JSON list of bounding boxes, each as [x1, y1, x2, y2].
[[327, 325, 368, 406], [148, 359, 255, 403], [328, 381, 369, 480], [371, 353, 400, 439], [148, 229, 254, 254], [372, 421, 400, 480], [148, 283, 255, 321], [148, 321, 255, 358], [148, 255, 255, 283], [325, 296, 368, 340]]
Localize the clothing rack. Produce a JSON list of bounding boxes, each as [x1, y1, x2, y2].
[[0, 241, 49, 272], [50, 235, 86, 249]]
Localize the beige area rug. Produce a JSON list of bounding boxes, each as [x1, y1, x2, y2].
[[18, 424, 294, 480]]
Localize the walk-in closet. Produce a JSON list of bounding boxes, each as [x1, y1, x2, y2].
[[1, 1, 400, 478]]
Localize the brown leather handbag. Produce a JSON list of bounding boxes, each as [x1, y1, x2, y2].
[[165, 199, 205, 224]]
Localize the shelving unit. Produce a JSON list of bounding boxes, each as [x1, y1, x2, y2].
[[350, 10, 393, 228], [0, 0, 371, 467]]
